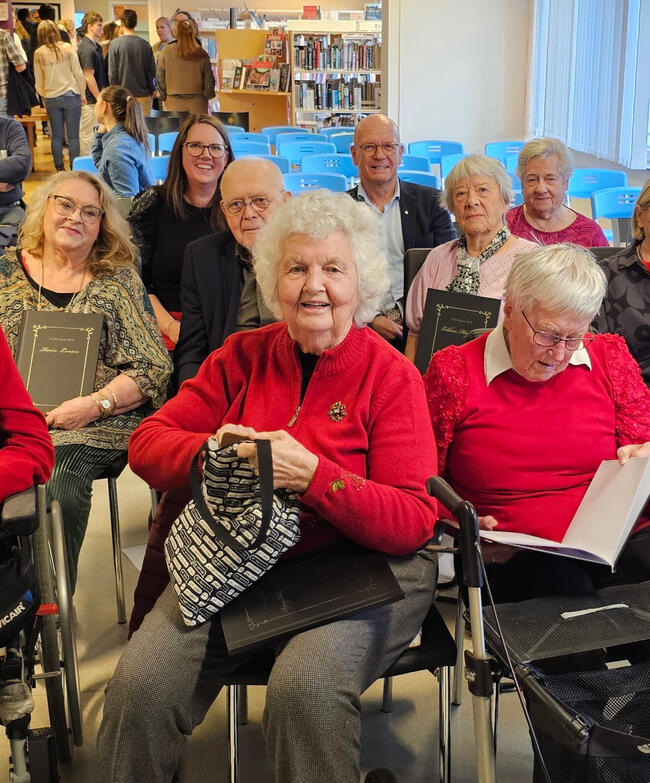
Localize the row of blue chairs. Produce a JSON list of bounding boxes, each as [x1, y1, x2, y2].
[[72, 155, 170, 181]]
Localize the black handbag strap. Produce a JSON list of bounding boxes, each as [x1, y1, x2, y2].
[[189, 438, 274, 551]]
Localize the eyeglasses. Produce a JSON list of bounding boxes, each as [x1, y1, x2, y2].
[[183, 142, 227, 159], [223, 191, 284, 216], [522, 311, 593, 352], [356, 142, 401, 155], [50, 194, 103, 224]]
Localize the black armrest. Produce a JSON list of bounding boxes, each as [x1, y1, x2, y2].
[[0, 486, 40, 537]]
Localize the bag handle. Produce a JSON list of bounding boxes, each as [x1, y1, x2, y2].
[[189, 438, 274, 551]]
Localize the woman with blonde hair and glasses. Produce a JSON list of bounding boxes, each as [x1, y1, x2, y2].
[[155, 19, 214, 114], [0, 171, 171, 589], [128, 114, 232, 349], [33, 19, 86, 171]]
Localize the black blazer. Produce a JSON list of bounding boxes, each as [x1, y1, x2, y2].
[[173, 230, 242, 391], [348, 178, 456, 251]]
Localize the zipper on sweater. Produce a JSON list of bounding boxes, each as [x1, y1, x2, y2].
[[288, 406, 301, 427]]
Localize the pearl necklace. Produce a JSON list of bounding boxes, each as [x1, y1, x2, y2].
[[37, 255, 87, 312]]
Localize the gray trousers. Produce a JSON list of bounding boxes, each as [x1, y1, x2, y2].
[[97, 549, 437, 783]]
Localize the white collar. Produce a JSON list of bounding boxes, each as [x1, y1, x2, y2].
[[357, 179, 400, 206], [484, 325, 592, 385]]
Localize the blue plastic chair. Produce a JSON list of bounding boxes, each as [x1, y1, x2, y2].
[[72, 156, 97, 173], [505, 153, 518, 174], [440, 153, 467, 180], [398, 170, 440, 189], [158, 132, 179, 154], [591, 186, 641, 246], [147, 133, 156, 154], [231, 140, 272, 157], [283, 172, 348, 194], [484, 141, 524, 165], [253, 154, 291, 174], [223, 125, 246, 135], [227, 132, 270, 144], [407, 140, 464, 165], [261, 125, 299, 145], [511, 190, 524, 207], [301, 153, 358, 182], [275, 131, 325, 148], [150, 155, 170, 182], [318, 127, 355, 139], [399, 154, 430, 172], [567, 169, 628, 200], [330, 132, 354, 154], [509, 173, 522, 191], [277, 141, 337, 168]]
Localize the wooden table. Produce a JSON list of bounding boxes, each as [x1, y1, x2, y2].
[[14, 107, 49, 171]]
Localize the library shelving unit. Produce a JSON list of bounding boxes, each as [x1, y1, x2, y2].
[[211, 28, 291, 133], [288, 22, 382, 130]]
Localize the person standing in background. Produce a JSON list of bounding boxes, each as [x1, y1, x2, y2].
[[38, 5, 70, 43], [152, 17, 174, 61], [108, 9, 155, 114], [156, 20, 214, 115], [0, 29, 26, 116], [77, 12, 106, 156]]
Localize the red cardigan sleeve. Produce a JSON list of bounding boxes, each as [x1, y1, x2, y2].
[[0, 327, 55, 503], [603, 333, 650, 446]]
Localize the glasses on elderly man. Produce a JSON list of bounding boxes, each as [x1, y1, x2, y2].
[[522, 311, 593, 352], [356, 142, 401, 155], [183, 142, 227, 159], [223, 191, 284, 216], [50, 194, 104, 224]]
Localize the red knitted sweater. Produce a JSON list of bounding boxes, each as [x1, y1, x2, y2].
[[425, 332, 650, 541]]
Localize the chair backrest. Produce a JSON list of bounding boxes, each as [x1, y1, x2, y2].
[[147, 133, 156, 154], [509, 173, 522, 191], [330, 132, 354, 154], [223, 125, 246, 135], [398, 170, 440, 189], [407, 140, 464, 164], [146, 109, 189, 120], [567, 168, 628, 199], [511, 190, 524, 207], [253, 153, 291, 174], [318, 126, 355, 139], [504, 153, 519, 174], [228, 131, 270, 144], [71, 156, 97, 173], [144, 115, 183, 140], [301, 153, 358, 179], [590, 186, 641, 219], [399, 154, 430, 173], [484, 140, 524, 164], [283, 172, 348, 194], [275, 131, 322, 148], [158, 132, 179, 154], [440, 152, 467, 180], [150, 155, 170, 182], [261, 125, 298, 145], [403, 247, 432, 302], [231, 140, 272, 157], [590, 247, 616, 262], [213, 111, 249, 131], [277, 141, 337, 167]]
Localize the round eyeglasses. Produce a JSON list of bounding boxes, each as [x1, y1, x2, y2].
[[183, 142, 227, 159], [522, 311, 592, 352], [223, 191, 284, 216], [356, 142, 401, 155], [50, 194, 103, 224]]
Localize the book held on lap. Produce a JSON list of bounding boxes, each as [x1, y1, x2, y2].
[[220, 544, 404, 654], [474, 457, 650, 568], [15, 310, 103, 412]]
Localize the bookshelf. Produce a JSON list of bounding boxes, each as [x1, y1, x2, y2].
[[289, 29, 382, 129], [211, 29, 291, 133]]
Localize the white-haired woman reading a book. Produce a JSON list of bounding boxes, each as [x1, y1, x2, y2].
[[425, 243, 650, 605], [97, 191, 438, 783], [0, 171, 171, 590]]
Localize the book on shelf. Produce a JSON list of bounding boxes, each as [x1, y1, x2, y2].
[[279, 62, 292, 92], [220, 59, 240, 90], [200, 36, 217, 60], [264, 27, 286, 58], [293, 34, 381, 71], [269, 69, 281, 92], [365, 2, 382, 20], [465, 457, 650, 569], [219, 544, 404, 654], [15, 310, 103, 413], [245, 60, 273, 89], [302, 5, 321, 20]]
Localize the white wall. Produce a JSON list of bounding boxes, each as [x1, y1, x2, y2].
[[386, 0, 532, 151]]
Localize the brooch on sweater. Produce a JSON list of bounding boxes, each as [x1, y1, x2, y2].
[[328, 401, 347, 422]]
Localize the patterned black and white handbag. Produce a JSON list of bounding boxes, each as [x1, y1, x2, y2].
[[165, 437, 301, 626]]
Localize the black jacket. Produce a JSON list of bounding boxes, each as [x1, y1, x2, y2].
[[173, 230, 242, 390], [0, 116, 32, 205]]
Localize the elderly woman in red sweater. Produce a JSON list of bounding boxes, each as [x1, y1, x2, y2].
[[426, 243, 650, 604], [97, 191, 438, 783]]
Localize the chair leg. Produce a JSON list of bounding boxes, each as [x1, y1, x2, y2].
[[237, 684, 249, 725], [107, 477, 126, 624], [452, 596, 465, 705], [381, 676, 393, 713], [149, 487, 160, 519], [227, 685, 240, 783], [438, 665, 451, 783]]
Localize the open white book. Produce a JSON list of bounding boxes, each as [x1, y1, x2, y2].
[[475, 457, 650, 569]]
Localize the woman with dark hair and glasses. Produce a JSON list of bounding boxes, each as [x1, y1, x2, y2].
[[127, 114, 233, 350], [425, 243, 650, 605], [0, 171, 171, 588]]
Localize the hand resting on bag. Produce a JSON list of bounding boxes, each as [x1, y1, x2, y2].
[[222, 426, 319, 493]]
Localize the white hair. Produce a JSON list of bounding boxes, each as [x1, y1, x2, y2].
[[253, 190, 389, 327], [516, 137, 573, 181], [505, 243, 606, 318], [443, 154, 513, 214]]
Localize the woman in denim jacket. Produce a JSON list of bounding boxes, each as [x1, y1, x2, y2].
[[91, 86, 155, 198]]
